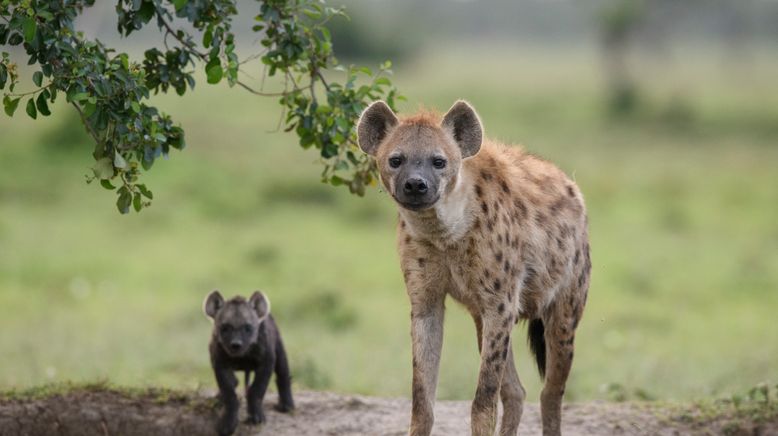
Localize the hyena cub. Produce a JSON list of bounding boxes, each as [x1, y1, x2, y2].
[[203, 290, 294, 436], [357, 101, 590, 436]]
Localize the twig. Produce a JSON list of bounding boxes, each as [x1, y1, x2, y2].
[[71, 102, 103, 147], [234, 80, 300, 97], [315, 70, 331, 92], [5, 83, 54, 98]]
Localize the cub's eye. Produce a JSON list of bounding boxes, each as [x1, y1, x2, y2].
[[388, 156, 403, 168], [220, 325, 232, 334], [432, 158, 447, 169], [242, 325, 252, 334]]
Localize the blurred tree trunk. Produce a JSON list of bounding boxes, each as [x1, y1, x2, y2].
[[598, 0, 644, 116]]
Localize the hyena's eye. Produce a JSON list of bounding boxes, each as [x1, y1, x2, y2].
[[388, 156, 403, 168], [220, 325, 232, 334], [432, 157, 447, 169], [242, 325, 252, 334]]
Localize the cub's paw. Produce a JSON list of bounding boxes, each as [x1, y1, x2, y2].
[[274, 403, 294, 413], [246, 412, 265, 425], [217, 413, 239, 436]]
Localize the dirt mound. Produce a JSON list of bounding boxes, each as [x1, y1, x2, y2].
[[0, 386, 775, 435]]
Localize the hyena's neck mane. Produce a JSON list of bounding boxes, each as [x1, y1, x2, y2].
[[399, 162, 478, 249]]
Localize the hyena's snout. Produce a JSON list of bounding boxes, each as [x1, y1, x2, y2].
[[403, 177, 429, 196], [393, 166, 441, 211]]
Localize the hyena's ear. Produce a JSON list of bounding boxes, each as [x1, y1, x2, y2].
[[357, 101, 399, 156], [441, 100, 483, 159], [203, 290, 225, 320], [249, 291, 271, 321]]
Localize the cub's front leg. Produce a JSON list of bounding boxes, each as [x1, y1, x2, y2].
[[246, 363, 274, 425], [213, 363, 239, 436]]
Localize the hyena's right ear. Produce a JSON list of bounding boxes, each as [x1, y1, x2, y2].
[[249, 291, 271, 322], [203, 290, 225, 320], [357, 101, 399, 156]]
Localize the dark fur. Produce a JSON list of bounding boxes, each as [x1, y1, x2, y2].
[[204, 291, 294, 436]]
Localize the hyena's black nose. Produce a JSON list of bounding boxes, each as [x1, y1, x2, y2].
[[229, 341, 242, 352], [404, 178, 428, 196]]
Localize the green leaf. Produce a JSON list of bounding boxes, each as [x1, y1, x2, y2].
[[32, 71, 43, 87], [3, 96, 21, 116], [93, 157, 115, 180], [25, 98, 37, 119], [36, 93, 50, 116], [137, 184, 153, 199], [37, 10, 55, 22], [205, 58, 223, 84], [117, 189, 132, 214], [130, 101, 141, 114], [172, 0, 188, 11], [203, 28, 213, 47], [133, 192, 142, 212], [82, 102, 96, 118], [71, 92, 89, 103], [374, 77, 391, 86], [303, 8, 322, 20], [22, 17, 37, 43]]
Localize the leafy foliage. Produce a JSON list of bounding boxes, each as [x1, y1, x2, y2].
[[0, 0, 401, 213]]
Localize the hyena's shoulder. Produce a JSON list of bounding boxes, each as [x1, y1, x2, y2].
[[466, 140, 586, 221]]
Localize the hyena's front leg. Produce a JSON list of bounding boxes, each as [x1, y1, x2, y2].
[[471, 309, 514, 436], [408, 292, 445, 436]]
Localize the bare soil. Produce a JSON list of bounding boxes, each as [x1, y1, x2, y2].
[[1, 387, 775, 436]]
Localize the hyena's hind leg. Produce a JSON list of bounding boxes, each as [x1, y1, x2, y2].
[[472, 312, 525, 436], [539, 286, 586, 436], [274, 336, 295, 412]]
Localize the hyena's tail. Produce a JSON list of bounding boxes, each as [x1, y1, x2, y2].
[[527, 318, 546, 379]]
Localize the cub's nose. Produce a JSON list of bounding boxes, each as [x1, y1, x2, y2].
[[403, 178, 428, 196], [229, 341, 242, 352]]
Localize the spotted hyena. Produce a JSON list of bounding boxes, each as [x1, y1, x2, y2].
[[356, 101, 590, 436]]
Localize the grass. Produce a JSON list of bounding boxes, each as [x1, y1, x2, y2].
[[651, 383, 778, 434], [1, 44, 777, 402]]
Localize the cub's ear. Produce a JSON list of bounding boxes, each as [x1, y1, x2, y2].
[[357, 101, 399, 156], [249, 291, 271, 321], [441, 100, 483, 159], [203, 290, 225, 320]]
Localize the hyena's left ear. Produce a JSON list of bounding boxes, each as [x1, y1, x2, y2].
[[357, 101, 399, 156], [442, 100, 483, 159], [203, 290, 225, 320], [249, 291, 271, 321]]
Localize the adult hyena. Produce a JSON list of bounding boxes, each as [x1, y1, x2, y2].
[[357, 101, 590, 436]]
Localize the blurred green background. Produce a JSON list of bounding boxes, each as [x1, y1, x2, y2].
[[1, 0, 777, 402]]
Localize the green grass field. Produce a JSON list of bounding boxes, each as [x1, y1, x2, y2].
[[1, 45, 777, 402]]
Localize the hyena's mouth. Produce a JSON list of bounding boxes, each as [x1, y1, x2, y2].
[[393, 194, 440, 211]]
